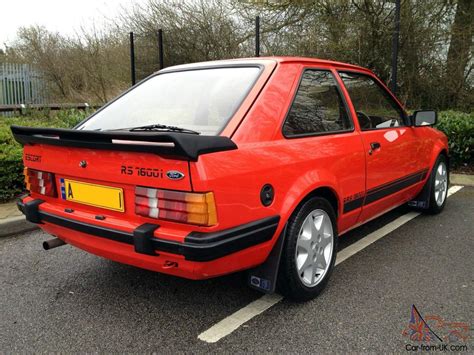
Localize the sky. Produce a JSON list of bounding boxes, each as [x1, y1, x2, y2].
[[0, 0, 147, 50]]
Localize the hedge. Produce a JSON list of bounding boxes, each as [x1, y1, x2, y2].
[[0, 110, 472, 203], [0, 110, 90, 202], [436, 111, 473, 169]]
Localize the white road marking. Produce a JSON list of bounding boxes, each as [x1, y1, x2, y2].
[[446, 184, 464, 197], [197, 185, 464, 343], [335, 211, 420, 265], [337, 185, 463, 266], [198, 293, 284, 343]]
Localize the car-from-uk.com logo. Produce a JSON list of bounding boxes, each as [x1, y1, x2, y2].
[[402, 305, 471, 352]]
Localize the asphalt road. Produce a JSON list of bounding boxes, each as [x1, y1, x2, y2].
[[1, 187, 472, 353]]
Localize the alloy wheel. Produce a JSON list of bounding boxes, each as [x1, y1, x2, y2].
[[295, 209, 334, 287], [434, 161, 448, 207]]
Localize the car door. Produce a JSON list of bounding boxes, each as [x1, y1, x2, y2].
[[338, 71, 426, 222], [280, 67, 366, 233]]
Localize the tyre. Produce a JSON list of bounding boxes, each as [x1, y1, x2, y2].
[[426, 154, 449, 214], [278, 197, 338, 302]]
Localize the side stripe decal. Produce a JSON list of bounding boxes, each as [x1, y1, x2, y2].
[[343, 197, 364, 213], [343, 168, 429, 214]]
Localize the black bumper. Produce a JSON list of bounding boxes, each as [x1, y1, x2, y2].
[[18, 199, 280, 262]]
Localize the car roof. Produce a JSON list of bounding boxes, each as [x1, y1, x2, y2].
[[160, 56, 369, 73]]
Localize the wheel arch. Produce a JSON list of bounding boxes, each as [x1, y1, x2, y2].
[[285, 185, 340, 223], [302, 186, 339, 216], [277, 164, 344, 230], [439, 148, 449, 170], [428, 142, 449, 181]]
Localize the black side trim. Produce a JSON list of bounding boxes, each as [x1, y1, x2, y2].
[[17, 199, 280, 262], [10, 125, 237, 161], [364, 169, 428, 205], [342, 169, 429, 213], [343, 197, 364, 213]]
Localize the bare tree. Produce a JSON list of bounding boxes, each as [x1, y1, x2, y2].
[[2, 0, 471, 110], [445, 0, 473, 108]]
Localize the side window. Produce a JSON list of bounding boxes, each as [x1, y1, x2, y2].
[[339, 72, 405, 130], [283, 70, 352, 136]]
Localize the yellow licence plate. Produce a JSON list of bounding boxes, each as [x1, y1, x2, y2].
[[60, 178, 124, 212]]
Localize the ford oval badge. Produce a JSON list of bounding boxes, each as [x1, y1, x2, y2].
[[166, 170, 185, 180]]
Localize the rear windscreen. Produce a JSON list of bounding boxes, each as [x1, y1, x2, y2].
[[77, 67, 261, 135]]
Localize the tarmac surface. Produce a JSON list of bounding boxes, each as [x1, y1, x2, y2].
[[1, 187, 472, 352]]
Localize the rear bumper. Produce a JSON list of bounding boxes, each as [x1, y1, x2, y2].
[[18, 198, 280, 263]]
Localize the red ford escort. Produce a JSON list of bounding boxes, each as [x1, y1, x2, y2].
[[12, 57, 449, 301]]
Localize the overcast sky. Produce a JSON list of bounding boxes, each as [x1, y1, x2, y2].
[[0, 0, 146, 50]]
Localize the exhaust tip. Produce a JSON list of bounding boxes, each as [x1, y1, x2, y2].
[[43, 238, 66, 250]]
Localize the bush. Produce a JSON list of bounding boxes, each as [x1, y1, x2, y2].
[[0, 110, 90, 202], [436, 111, 474, 169]]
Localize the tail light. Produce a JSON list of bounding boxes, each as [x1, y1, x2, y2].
[[24, 168, 57, 197], [135, 186, 217, 226]]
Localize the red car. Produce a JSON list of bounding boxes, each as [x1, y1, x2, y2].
[[13, 57, 449, 301]]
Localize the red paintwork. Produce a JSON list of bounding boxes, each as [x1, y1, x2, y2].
[[20, 57, 448, 279]]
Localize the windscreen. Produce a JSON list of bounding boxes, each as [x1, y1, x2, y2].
[[78, 67, 261, 135]]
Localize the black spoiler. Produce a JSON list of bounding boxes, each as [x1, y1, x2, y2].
[[10, 125, 237, 161]]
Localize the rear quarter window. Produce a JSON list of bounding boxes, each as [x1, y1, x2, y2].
[[283, 69, 352, 137]]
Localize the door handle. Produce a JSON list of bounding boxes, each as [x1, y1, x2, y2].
[[370, 142, 381, 150], [368, 142, 381, 155]]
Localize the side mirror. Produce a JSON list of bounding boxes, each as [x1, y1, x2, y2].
[[413, 110, 437, 126]]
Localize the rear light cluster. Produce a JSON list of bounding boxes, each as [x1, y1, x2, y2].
[[24, 168, 57, 197], [135, 186, 217, 226]]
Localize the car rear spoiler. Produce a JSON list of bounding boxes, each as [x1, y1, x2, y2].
[[10, 125, 237, 161]]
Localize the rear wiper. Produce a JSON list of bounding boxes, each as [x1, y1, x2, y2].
[[126, 124, 200, 135]]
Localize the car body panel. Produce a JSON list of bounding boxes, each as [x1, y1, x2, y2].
[[14, 56, 448, 280], [356, 127, 426, 222]]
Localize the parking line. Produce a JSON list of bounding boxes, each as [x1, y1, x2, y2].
[[198, 293, 284, 343], [337, 184, 463, 265], [198, 185, 464, 343]]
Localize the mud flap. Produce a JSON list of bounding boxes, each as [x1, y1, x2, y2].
[[408, 155, 450, 210], [408, 175, 432, 209], [247, 225, 287, 294]]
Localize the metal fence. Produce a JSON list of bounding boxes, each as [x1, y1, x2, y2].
[[0, 63, 48, 106]]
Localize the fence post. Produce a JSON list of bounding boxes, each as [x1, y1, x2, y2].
[[255, 16, 260, 57], [391, 0, 401, 95], [129, 32, 136, 86], [158, 29, 164, 70]]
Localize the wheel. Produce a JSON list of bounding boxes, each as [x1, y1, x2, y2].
[[426, 154, 449, 214], [278, 197, 338, 302]]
